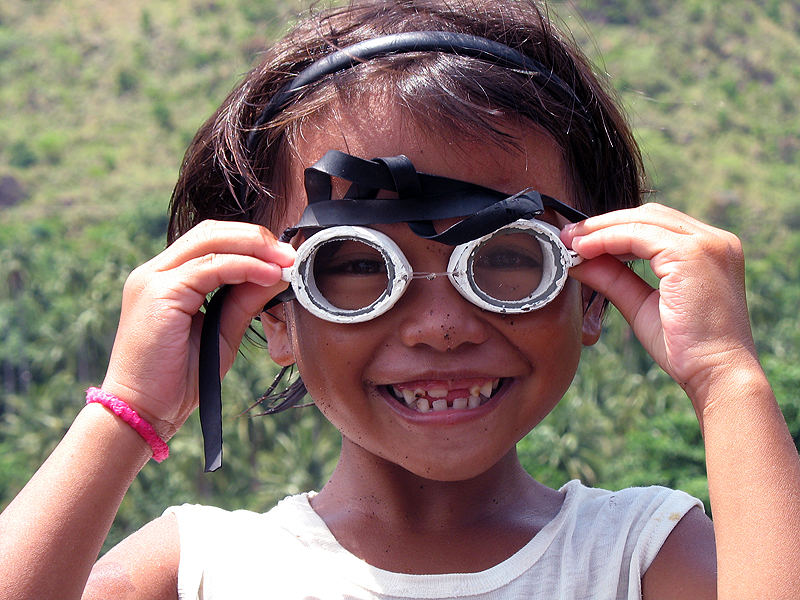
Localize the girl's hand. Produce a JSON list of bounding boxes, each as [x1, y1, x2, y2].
[[561, 203, 759, 417], [101, 220, 295, 439]]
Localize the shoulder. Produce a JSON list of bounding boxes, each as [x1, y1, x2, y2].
[[641, 505, 717, 600], [165, 493, 314, 542], [83, 513, 180, 600], [169, 494, 320, 599], [554, 481, 713, 599], [552, 481, 705, 559], [82, 494, 314, 600], [558, 481, 716, 600], [559, 479, 702, 529]]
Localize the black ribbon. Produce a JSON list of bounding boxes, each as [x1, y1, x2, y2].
[[199, 286, 228, 472], [200, 31, 592, 471]]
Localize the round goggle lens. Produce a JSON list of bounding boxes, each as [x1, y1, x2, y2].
[[310, 238, 389, 310], [470, 230, 544, 301]]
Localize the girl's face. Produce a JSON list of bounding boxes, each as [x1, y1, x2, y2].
[[263, 102, 601, 482]]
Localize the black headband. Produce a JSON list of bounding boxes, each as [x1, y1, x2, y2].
[[238, 30, 591, 216], [199, 31, 589, 472]]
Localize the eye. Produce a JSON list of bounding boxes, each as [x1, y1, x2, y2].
[[313, 239, 388, 277], [322, 257, 387, 276], [311, 239, 390, 310], [474, 247, 542, 270], [472, 232, 544, 271]]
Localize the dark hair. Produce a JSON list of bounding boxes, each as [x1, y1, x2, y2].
[[168, 0, 644, 243], [168, 0, 646, 413]]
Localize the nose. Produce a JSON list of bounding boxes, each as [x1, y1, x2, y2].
[[396, 274, 491, 352]]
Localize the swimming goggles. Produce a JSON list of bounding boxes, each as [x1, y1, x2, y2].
[[279, 219, 582, 323], [198, 29, 592, 471]]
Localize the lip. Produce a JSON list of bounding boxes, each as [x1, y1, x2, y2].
[[375, 368, 514, 386], [376, 377, 513, 425]]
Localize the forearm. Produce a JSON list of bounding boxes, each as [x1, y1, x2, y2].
[[699, 361, 800, 599], [0, 403, 151, 600]]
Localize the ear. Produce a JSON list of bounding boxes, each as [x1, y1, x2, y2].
[[260, 304, 296, 366], [581, 286, 604, 346]]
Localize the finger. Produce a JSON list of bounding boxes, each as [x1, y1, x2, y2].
[[155, 253, 287, 316], [567, 221, 689, 262], [564, 203, 712, 237], [151, 220, 296, 271], [569, 256, 662, 348]]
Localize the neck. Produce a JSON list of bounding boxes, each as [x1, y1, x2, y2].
[[310, 437, 564, 573]]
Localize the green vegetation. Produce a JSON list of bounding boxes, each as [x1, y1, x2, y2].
[[1, 0, 798, 550]]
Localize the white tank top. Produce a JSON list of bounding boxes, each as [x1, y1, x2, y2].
[[166, 480, 701, 599]]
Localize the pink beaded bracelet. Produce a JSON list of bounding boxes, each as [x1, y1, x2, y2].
[[85, 387, 169, 462]]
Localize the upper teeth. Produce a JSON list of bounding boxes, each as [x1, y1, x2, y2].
[[400, 388, 416, 404], [389, 379, 501, 413]]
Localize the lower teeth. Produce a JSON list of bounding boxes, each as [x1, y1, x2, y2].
[[389, 382, 500, 412]]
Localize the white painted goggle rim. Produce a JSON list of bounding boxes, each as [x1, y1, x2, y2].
[[280, 220, 581, 322], [281, 226, 411, 324], [447, 219, 582, 313]]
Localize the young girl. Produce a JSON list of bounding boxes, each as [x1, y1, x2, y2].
[[2, 1, 798, 598]]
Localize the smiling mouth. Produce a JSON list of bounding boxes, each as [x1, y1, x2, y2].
[[385, 378, 503, 413]]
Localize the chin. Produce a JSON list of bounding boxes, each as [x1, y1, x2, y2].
[[379, 447, 515, 483]]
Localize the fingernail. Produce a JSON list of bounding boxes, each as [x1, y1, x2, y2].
[[561, 223, 576, 235]]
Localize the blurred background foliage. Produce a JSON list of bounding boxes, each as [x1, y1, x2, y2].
[[1, 0, 798, 551]]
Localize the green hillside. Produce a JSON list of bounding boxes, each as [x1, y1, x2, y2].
[[1, 0, 799, 550]]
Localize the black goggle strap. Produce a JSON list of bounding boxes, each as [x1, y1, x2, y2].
[[296, 150, 506, 229], [198, 285, 228, 472], [202, 152, 590, 472], [407, 189, 547, 245], [206, 30, 592, 471], [289, 149, 587, 236], [268, 150, 590, 309]]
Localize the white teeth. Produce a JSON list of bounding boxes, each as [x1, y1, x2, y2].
[[452, 397, 468, 410], [391, 379, 504, 413], [469, 381, 496, 399], [402, 389, 416, 404]]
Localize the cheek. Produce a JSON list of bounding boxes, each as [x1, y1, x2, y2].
[[562, 278, 586, 339], [548, 280, 585, 390], [287, 309, 392, 453], [507, 277, 584, 341], [286, 306, 370, 402], [507, 278, 584, 387], [550, 280, 586, 371]]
